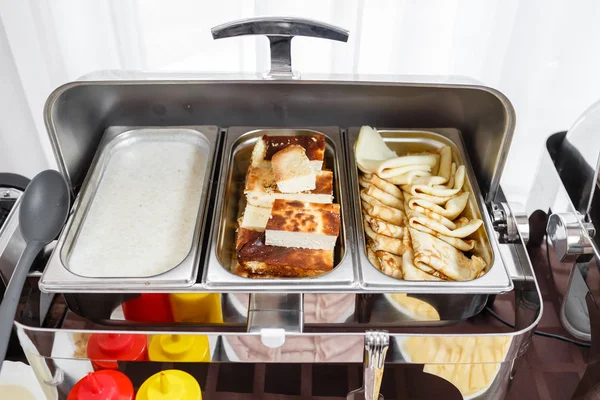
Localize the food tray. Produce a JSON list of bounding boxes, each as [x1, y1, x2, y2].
[[347, 128, 513, 294], [40, 126, 219, 292], [203, 127, 357, 291]]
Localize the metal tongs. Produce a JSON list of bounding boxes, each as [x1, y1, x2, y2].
[[347, 330, 389, 399]]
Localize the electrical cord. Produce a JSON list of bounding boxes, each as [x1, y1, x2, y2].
[[485, 307, 592, 348]]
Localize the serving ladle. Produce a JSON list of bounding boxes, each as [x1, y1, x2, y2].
[[0, 170, 69, 369]]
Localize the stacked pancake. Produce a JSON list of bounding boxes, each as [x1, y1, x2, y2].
[[355, 126, 487, 281], [235, 134, 341, 278]]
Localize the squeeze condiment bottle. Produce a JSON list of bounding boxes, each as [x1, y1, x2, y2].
[[148, 334, 210, 362], [137, 370, 202, 400], [87, 333, 148, 370], [122, 294, 173, 323], [168, 293, 223, 323], [67, 370, 134, 400]]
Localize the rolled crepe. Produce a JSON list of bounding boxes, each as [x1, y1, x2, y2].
[[404, 193, 456, 229], [366, 239, 382, 270], [446, 163, 457, 189], [361, 184, 404, 209], [411, 175, 447, 186], [436, 146, 453, 183], [355, 126, 398, 174], [361, 191, 405, 225], [364, 224, 405, 255], [376, 250, 404, 279], [401, 189, 460, 205], [354, 126, 439, 176], [364, 215, 404, 238], [378, 162, 436, 179], [408, 211, 483, 238], [383, 169, 432, 185], [403, 165, 466, 198], [409, 228, 486, 281], [402, 247, 443, 281], [360, 173, 403, 200], [408, 192, 470, 220], [407, 223, 475, 251]]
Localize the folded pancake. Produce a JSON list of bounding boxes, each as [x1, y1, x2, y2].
[[361, 184, 404, 209], [245, 166, 333, 207], [364, 215, 404, 238], [446, 163, 457, 189], [436, 146, 453, 183], [408, 192, 470, 220], [236, 228, 333, 277], [355, 126, 439, 176], [410, 175, 447, 186], [265, 200, 340, 250], [376, 250, 404, 279], [409, 228, 486, 281], [402, 247, 443, 281], [360, 173, 403, 200], [364, 224, 405, 255], [401, 188, 460, 205], [403, 165, 466, 198], [361, 191, 405, 225], [407, 223, 476, 252], [251, 134, 325, 171], [366, 239, 382, 270], [406, 208, 483, 239], [377, 163, 436, 179], [354, 125, 398, 173], [383, 169, 432, 185], [404, 193, 456, 229]]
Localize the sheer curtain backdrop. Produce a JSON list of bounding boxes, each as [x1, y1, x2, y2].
[[1, 0, 600, 203]]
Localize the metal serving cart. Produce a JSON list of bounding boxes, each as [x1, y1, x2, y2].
[[0, 18, 540, 399]]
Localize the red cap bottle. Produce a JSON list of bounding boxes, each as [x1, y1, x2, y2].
[[87, 333, 148, 370], [67, 370, 134, 400], [122, 294, 173, 323]]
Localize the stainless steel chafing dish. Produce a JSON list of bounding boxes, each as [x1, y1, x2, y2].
[[0, 17, 541, 399], [527, 100, 600, 343]]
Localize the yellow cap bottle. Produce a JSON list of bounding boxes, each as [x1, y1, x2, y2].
[[168, 293, 223, 323], [148, 334, 210, 362], [137, 370, 201, 400]]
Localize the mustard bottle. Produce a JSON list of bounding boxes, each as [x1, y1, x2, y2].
[[137, 370, 201, 400], [168, 293, 223, 323], [148, 334, 210, 362]]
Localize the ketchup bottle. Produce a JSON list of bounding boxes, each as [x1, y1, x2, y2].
[[68, 370, 134, 400], [87, 333, 148, 370], [122, 294, 173, 323]]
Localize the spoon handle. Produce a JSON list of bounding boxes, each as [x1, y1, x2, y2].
[[0, 241, 46, 367]]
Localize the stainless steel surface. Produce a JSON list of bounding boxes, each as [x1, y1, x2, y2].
[[247, 293, 304, 347], [212, 17, 348, 80], [347, 330, 388, 400], [204, 127, 357, 292], [527, 128, 600, 342], [558, 99, 600, 215], [491, 202, 528, 244], [0, 188, 21, 200], [547, 212, 595, 262], [0, 197, 24, 286], [40, 126, 219, 293], [348, 128, 513, 294], [44, 81, 513, 204]]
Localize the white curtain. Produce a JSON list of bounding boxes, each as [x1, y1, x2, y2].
[[1, 0, 600, 203]]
